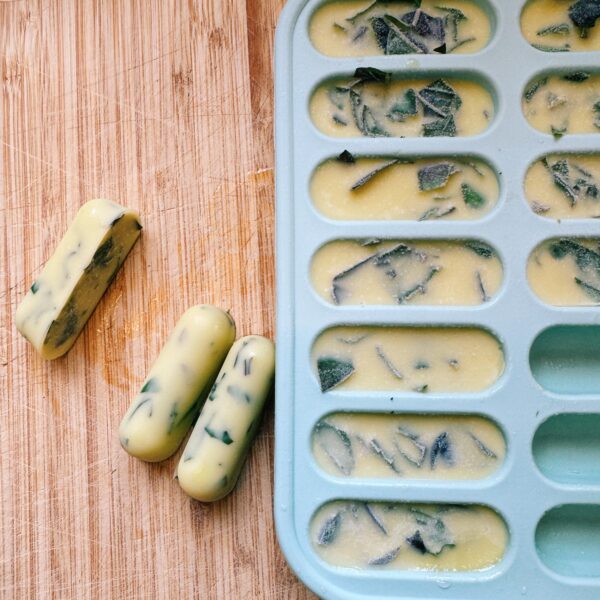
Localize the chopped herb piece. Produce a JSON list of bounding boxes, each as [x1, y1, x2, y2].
[[400, 9, 445, 41], [243, 357, 253, 376], [464, 240, 494, 258], [314, 421, 355, 475], [353, 67, 392, 85], [397, 266, 441, 303], [375, 345, 404, 379], [469, 432, 498, 459], [422, 114, 457, 137], [569, 0, 600, 30], [336, 334, 368, 345], [205, 426, 234, 445], [410, 510, 455, 554], [594, 100, 600, 129], [418, 162, 460, 191], [563, 71, 591, 82], [227, 384, 251, 404], [433, 43, 446, 53], [361, 238, 381, 246], [476, 271, 489, 302], [414, 384, 429, 393], [128, 397, 153, 420], [53, 303, 79, 348], [351, 159, 400, 191], [436, 5, 467, 43], [395, 428, 427, 467], [531, 43, 571, 52], [364, 503, 388, 534], [414, 361, 430, 370], [448, 358, 460, 369], [31, 281, 39, 294], [352, 25, 368, 41], [418, 205, 456, 220], [369, 546, 401, 565], [537, 23, 571, 36], [337, 150, 355, 163], [317, 512, 342, 545], [369, 438, 402, 473], [332, 114, 348, 126], [431, 432, 453, 468], [417, 79, 461, 118], [524, 77, 548, 102], [317, 357, 355, 392], [575, 277, 600, 301], [141, 378, 160, 393], [328, 86, 349, 110], [333, 22, 346, 32], [86, 237, 114, 271], [461, 183, 486, 208], [407, 531, 428, 554], [387, 88, 417, 122]]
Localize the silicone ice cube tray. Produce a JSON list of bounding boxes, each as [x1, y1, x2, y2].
[[274, 1, 600, 598]]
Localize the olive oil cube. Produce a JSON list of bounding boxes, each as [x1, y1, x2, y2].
[[119, 305, 236, 462], [15, 199, 142, 360], [177, 335, 275, 502]]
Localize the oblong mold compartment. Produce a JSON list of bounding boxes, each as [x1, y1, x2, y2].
[[313, 325, 504, 393], [309, 0, 495, 57], [310, 70, 495, 138], [311, 238, 503, 306], [311, 500, 508, 570], [530, 326, 600, 394], [311, 154, 500, 221], [536, 504, 600, 578], [312, 412, 506, 479], [525, 153, 600, 219], [521, 0, 600, 53], [528, 238, 600, 306], [533, 413, 600, 485], [522, 69, 600, 137]]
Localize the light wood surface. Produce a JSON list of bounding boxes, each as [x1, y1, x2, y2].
[[1, 1, 315, 597]]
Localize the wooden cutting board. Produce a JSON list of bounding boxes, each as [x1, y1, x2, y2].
[[0, 1, 314, 597]]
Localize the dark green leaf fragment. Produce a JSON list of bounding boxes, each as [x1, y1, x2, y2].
[[353, 67, 392, 84], [204, 426, 234, 445], [128, 397, 153, 421], [141, 378, 160, 393], [563, 71, 591, 82], [537, 23, 570, 36], [375, 345, 403, 379], [31, 281, 39, 294], [86, 237, 114, 272], [431, 432, 453, 468], [524, 77, 548, 102], [418, 205, 456, 220], [468, 432, 497, 459], [314, 421, 355, 475], [414, 360, 430, 370], [476, 271, 489, 302], [318, 512, 342, 545], [369, 438, 402, 473], [532, 43, 571, 52], [461, 183, 486, 208], [464, 240, 494, 258], [417, 79, 461, 118], [54, 302, 79, 348], [395, 427, 427, 467], [351, 159, 400, 191], [549, 238, 600, 271], [407, 531, 428, 554], [594, 100, 600, 128], [418, 162, 459, 191], [364, 503, 388, 534], [551, 125, 567, 139], [575, 277, 600, 300], [414, 384, 429, 393], [422, 114, 457, 137], [227, 384, 251, 403], [569, 0, 600, 30], [328, 86, 349, 110], [369, 546, 401, 565], [337, 150, 355, 163], [397, 266, 441, 303], [400, 9, 445, 41], [387, 88, 417, 122], [410, 509, 455, 554], [317, 357, 355, 392]]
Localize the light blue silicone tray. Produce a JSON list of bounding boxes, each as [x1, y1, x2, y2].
[[274, 1, 600, 598]]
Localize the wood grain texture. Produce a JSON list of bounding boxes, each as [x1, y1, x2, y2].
[[0, 1, 315, 598]]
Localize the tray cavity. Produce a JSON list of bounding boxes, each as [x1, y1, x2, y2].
[[311, 500, 508, 571], [311, 154, 499, 221], [536, 504, 600, 578], [533, 413, 600, 485], [313, 412, 505, 479], [313, 325, 504, 393], [530, 325, 600, 394]]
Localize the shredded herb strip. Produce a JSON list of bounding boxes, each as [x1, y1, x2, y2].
[[375, 345, 404, 379], [397, 266, 441, 303], [524, 77, 548, 102]]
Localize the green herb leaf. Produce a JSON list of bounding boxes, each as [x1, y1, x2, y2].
[[351, 159, 400, 190], [464, 240, 494, 258], [422, 114, 457, 137], [317, 512, 342, 545], [205, 426, 234, 445], [86, 237, 114, 272], [364, 503, 388, 534], [569, 0, 600, 30], [524, 77, 548, 102], [395, 427, 427, 467], [375, 345, 404, 379], [417, 79, 462, 118], [537, 23, 571, 36], [407, 531, 428, 553], [369, 546, 401, 565], [431, 432, 453, 468], [476, 271, 489, 302], [353, 66, 392, 84], [551, 125, 567, 139], [461, 183, 485, 208], [562, 71, 591, 82], [317, 357, 355, 392], [397, 266, 441, 303], [468, 432, 498, 459], [418, 162, 460, 191], [369, 438, 402, 473], [141, 378, 160, 393], [314, 421, 355, 475], [418, 205, 456, 220], [31, 281, 39, 294], [387, 88, 417, 122], [531, 43, 571, 52], [575, 277, 600, 301], [337, 150, 355, 163]]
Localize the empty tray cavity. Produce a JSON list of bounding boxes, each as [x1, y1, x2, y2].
[[530, 325, 600, 394], [533, 413, 600, 485]]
